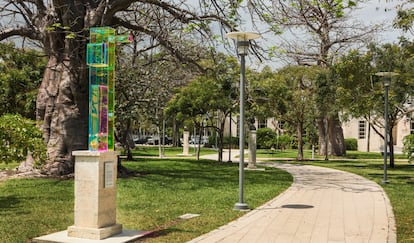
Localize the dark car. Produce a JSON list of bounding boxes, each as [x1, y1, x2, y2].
[[133, 136, 151, 144]]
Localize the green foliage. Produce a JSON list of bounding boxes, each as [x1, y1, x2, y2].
[[402, 134, 414, 163], [256, 128, 276, 149], [344, 138, 358, 151], [255, 128, 294, 150], [166, 54, 239, 123], [276, 135, 293, 150], [0, 42, 46, 119], [223, 136, 239, 148], [394, 7, 414, 33], [335, 43, 414, 163], [0, 114, 46, 165]]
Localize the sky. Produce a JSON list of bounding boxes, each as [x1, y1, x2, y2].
[[352, 0, 411, 43], [236, 0, 413, 70]]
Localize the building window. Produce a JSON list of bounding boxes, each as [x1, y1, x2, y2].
[[277, 121, 285, 135], [358, 120, 366, 139], [258, 119, 267, 129], [411, 120, 414, 134]]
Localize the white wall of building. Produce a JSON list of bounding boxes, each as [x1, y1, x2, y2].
[[342, 118, 412, 153]]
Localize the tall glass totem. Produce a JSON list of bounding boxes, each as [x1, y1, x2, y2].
[[86, 27, 132, 151]]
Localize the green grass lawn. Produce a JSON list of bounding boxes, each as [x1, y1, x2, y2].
[[127, 146, 218, 157], [271, 159, 414, 242], [2, 150, 412, 242], [0, 158, 292, 243], [0, 162, 19, 170], [256, 149, 407, 160]]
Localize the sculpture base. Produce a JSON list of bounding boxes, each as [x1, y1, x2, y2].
[[67, 224, 122, 240], [33, 229, 147, 243]]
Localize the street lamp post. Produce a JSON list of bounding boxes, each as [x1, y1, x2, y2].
[[228, 112, 232, 163], [375, 71, 398, 184], [227, 31, 260, 211]]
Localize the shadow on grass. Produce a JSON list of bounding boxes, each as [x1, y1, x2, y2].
[[0, 195, 20, 210]]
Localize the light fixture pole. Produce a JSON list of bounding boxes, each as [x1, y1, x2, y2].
[[375, 71, 398, 184], [226, 31, 260, 211], [228, 112, 232, 163]]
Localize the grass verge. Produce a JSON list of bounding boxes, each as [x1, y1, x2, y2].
[[0, 162, 19, 170], [128, 146, 218, 157], [0, 158, 292, 243], [256, 149, 407, 160]]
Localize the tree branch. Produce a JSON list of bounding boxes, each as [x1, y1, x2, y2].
[[112, 16, 205, 72], [0, 26, 40, 41]]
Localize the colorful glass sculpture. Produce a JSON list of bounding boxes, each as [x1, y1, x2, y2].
[[87, 27, 132, 151]]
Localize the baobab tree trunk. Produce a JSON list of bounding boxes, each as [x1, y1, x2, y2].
[[328, 114, 346, 156], [318, 118, 328, 156], [36, 52, 88, 175], [318, 114, 346, 157]]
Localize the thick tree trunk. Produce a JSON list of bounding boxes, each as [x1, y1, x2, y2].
[[328, 114, 346, 156], [118, 119, 134, 160], [297, 122, 304, 160], [36, 55, 88, 175], [318, 114, 346, 157], [318, 118, 327, 156], [172, 119, 180, 147]]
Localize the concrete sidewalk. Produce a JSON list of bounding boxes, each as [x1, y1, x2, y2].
[[190, 151, 396, 243]]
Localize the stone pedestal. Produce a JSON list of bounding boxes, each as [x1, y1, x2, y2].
[[183, 130, 190, 155], [248, 130, 257, 169], [68, 150, 122, 240]]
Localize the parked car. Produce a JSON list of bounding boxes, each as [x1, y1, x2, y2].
[[133, 136, 151, 144], [146, 136, 172, 145], [190, 136, 209, 145]]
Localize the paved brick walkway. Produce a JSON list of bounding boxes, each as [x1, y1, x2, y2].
[[190, 152, 396, 243]]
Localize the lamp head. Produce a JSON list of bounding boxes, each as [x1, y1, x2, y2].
[[374, 72, 399, 87], [383, 77, 391, 87], [237, 41, 250, 56], [226, 31, 260, 56]]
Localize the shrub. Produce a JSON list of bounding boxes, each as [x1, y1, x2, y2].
[[345, 138, 358, 151], [403, 134, 414, 163], [223, 136, 239, 148], [0, 114, 46, 165], [256, 128, 276, 149], [275, 135, 292, 150]]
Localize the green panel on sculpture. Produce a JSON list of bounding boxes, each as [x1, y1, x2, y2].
[[89, 85, 100, 151], [99, 85, 108, 151], [87, 27, 132, 151], [87, 43, 108, 67]]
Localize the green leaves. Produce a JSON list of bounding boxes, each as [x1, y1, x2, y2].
[[394, 7, 414, 33], [0, 114, 46, 165], [402, 134, 414, 163], [0, 42, 45, 119]]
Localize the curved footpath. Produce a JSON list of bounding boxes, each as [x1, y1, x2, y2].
[[189, 151, 396, 243]]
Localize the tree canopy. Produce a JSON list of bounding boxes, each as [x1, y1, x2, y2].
[[334, 42, 414, 167], [0, 42, 46, 119], [0, 0, 242, 174]]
